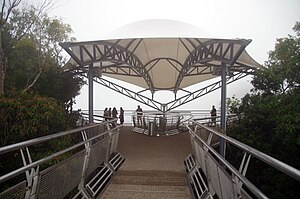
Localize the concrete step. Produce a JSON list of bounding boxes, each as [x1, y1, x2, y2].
[[100, 170, 191, 199], [111, 170, 187, 186], [101, 184, 190, 199]]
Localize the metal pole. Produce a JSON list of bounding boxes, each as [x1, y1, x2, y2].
[[220, 63, 227, 157], [161, 104, 167, 113], [88, 64, 94, 123]]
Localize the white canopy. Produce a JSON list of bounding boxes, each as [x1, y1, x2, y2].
[[62, 19, 261, 93]]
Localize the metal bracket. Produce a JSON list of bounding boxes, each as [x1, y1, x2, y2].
[[20, 147, 39, 199], [235, 152, 251, 196], [78, 130, 91, 190]]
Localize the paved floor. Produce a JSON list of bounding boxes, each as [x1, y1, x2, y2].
[[100, 126, 192, 198], [116, 126, 192, 172]]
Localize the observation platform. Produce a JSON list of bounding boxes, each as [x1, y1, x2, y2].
[[0, 113, 299, 199]]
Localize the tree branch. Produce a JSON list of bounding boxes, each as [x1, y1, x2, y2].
[[22, 64, 43, 93], [3, 0, 22, 25]]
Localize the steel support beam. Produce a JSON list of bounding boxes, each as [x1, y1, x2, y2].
[[60, 39, 256, 115], [220, 63, 227, 157], [88, 64, 94, 123], [92, 70, 251, 113], [60, 40, 155, 94], [94, 77, 163, 111], [175, 39, 252, 93], [165, 70, 252, 112]]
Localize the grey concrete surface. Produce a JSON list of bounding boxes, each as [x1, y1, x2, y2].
[[100, 126, 192, 198], [116, 126, 192, 172]]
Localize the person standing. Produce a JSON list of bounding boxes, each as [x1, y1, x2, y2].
[[136, 105, 143, 125], [119, 107, 124, 125], [108, 107, 112, 119], [103, 107, 108, 121], [112, 107, 118, 118], [210, 105, 217, 126]]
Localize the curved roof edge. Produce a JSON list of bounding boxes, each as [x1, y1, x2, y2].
[[101, 19, 213, 40]]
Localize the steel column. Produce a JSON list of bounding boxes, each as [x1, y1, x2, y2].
[[161, 104, 167, 113], [220, 63, 227, 157], [88, 64, 94, 123]]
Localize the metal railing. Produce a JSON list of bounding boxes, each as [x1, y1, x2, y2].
[[131, 111, 193, 136], [79, 109, 214, 124], [0, 118, 122, 199], [185, 119, 300, 199]]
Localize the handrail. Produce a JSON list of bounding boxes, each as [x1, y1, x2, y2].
[[0, 118, 120, 199], [186, 124, 268, 199], [193, 114, 238, 124], [0, 119, 117, 155], [0, 126, 118, 184], [194, 122, 300, 182], [0, 124, 97, 155], [186, 120, 300, 199]]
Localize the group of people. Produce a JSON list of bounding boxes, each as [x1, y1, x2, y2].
[[102, 105, 215, 126], [103, 105, 144, 125], [103, 107, 125, 125]]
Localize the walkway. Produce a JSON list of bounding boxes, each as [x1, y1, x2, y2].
[[101, 126, 192, 198]]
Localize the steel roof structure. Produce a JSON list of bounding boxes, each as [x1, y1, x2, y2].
[[60, 19, 261, 113]]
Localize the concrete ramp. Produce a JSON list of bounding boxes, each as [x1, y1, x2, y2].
[[101, 126, 192, 198]]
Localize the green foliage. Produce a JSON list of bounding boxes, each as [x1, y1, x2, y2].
[[5, 6, 75, 64], [5, 38, 40, 90], [33, 66, 85, 105], [0, 3, 84, 193], [252, 22, 300, 94], [226, 96, 241, 114], [0, 92, 69, 146], [227, 22, 300, 198], [0, 92, 78, 191], [227, 91, 300, 198], [3, 5, 84, 106]]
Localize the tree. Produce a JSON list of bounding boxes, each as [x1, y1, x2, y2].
[[3, 4, 84, 107], [226, 22, 300, 198], [4, 4, 76, 92], [1, 1, 59, 94], [33, 66, 85, 111], [0, 92, 76, 192], [0, 0, 22, 94], [0, 2, 84, 192], [252, 22, 300, 94], [226, 95, 241, 114]]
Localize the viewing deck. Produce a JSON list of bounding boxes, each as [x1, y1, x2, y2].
[[0, 113, 299, 199]]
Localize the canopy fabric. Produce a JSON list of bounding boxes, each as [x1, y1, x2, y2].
[[61, 19, 261, 93]]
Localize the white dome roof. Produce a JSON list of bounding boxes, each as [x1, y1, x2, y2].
[[103, 19, 212, 40], [62, 19, 261, 93]]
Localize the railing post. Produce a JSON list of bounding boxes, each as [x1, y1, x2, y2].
[[106, 124, 113, 162], [78, 130, 91, 192], [235, 153, 252, 195], [20, 147, 39, 199]]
